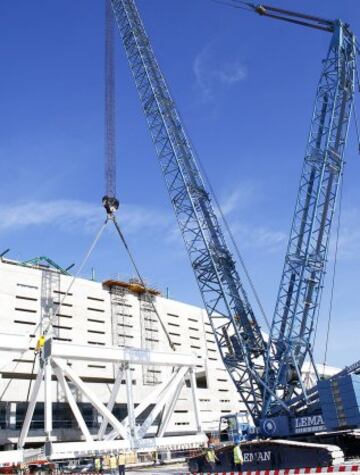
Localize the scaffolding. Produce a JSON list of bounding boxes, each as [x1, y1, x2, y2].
[[40, 268, 60, 338], [139, 292, 161, 385], [109, 284, 128, 349]]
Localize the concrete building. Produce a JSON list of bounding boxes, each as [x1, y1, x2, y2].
[[0, 257, 242, 447]]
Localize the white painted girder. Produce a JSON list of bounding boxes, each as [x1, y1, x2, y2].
[[0, 332, 29, 352], [52, 358, 129, 440], [53, 366, 93, 443], [46, 340, 198, 367], [1, 336, 206, 464], [97, 364, 124, 439], [46, 433, 207, 460]]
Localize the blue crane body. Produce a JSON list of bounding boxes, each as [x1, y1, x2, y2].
[[108, 0, 360, 466]]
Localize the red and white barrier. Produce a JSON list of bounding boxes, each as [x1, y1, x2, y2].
[[179, 465, 360, 475], [54, 466, 360, 475]]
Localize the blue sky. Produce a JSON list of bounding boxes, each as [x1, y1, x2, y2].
[[0, 0, 359, 368]]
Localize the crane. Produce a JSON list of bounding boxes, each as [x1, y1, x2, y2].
[[248, 4, 358, 417], [110, 0, 270, 422], [109, 0, 360, 468]]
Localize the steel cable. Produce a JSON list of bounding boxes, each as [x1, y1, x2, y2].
[[110, 215, 176, 351], [322, 173, 344, 376], [209, 0, 254, 12], [174, 103, 270, 332], [0, 218, 109, 402], [42, 218, 109, 336]]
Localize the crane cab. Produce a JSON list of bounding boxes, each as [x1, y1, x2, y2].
[[219, 412, 256, 443]]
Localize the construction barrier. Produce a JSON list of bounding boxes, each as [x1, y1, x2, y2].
[[177, 465, 360, 475]]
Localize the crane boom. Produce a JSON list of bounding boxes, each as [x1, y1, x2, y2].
[[110, 0, 358, 429], [110, 0, 268, 420], [263, 20, 356, 414]]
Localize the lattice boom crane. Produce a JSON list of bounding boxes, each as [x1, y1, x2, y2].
[[110, 0, 270, 421], [254, 4, 357, 418], [109, 0, 360, 465]]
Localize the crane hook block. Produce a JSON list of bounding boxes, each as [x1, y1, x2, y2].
[[255, 5, 267, 15], [102, 195, 120, 215]]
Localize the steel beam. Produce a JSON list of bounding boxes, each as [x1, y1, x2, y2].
[[105, 372, 182, 440], [137, 367, 188, 439], [18, 368, 43, 449], [125, 364, 136, 443], [52, 358, 128, 440], [157, 376, 184, 437], [189, 367, 202, 433], [0, 332, 29, 352], [46, 339, 197, 367], [47, 433, 207, 460], [97, 364, 124, 439], [53, 366, 93, 443], [44, 359, 52, 439]]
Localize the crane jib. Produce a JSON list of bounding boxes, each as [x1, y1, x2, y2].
[[110, 0, 267, 420], [110, 0, 358, 423], [264, 22, 356, 415]]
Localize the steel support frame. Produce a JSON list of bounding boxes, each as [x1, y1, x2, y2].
[[264, 23, 356, 415], [13, 338, 205, 462], [111, 0, 268, 422]]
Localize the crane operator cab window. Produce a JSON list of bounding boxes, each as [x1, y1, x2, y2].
[[219, 413, 254, 443]]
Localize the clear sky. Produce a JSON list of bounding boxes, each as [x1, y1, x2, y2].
[[0, 0, 359, 369]]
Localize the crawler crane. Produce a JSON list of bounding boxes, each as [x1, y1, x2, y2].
[[109, 0, 360, 469]]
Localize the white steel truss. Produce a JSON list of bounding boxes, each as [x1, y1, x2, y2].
[[0, 333, 205, 464]]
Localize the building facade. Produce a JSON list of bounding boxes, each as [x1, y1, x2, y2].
[[0, 257, 242, 447]]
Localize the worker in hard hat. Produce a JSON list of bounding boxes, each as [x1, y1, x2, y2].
[[117, 452, 125, 475], [35, 335, 46, 354], [233, 441, 244, 471], [109, 453, 118, 475], [203, 442, 218, 471], [94, 456, 102, 474]]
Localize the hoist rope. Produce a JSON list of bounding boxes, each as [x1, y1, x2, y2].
[[322, 173, 344, 375], [353, 108, 360, 156], [42, 218, 109, 336], [354, 64, 360, 153], [195, 151, 271, 331], [110, 215, 176, 351], [1, 217, 108, 400], [174, 99, 270, 331], [309, 277, 325, 380], [211, 185, 271, 331], [209, 0, 254, 12]]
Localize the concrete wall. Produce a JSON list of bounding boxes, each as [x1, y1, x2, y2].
[[0, 258, 243, 443]]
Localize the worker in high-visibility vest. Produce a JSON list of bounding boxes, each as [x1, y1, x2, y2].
[[109, 453, 118, 475], [94, 456, 102, 474], [204, 444, 218, 470], [35, 335, 46, 354], [233, 442, 244, 471], [117, 453, 125, 475]]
